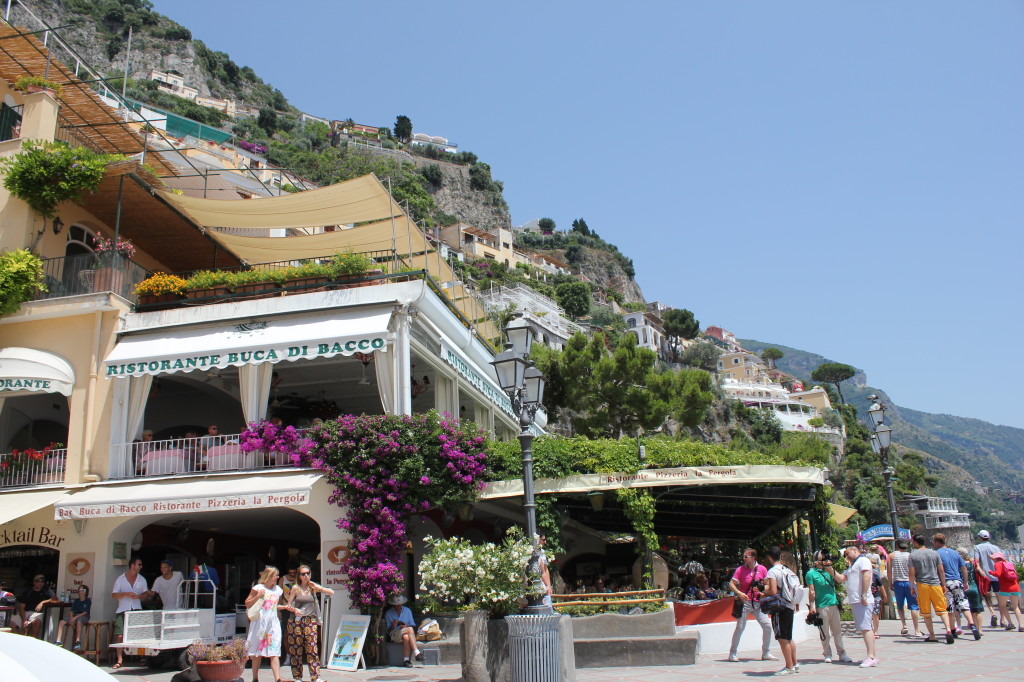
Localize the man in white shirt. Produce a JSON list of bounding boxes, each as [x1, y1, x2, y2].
[[111, 556, 148, 669], [151, 559, 183, 611], [829, 544, 877, 668]]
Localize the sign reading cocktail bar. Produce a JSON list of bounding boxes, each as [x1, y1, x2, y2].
[[56, 490, 311, 519]]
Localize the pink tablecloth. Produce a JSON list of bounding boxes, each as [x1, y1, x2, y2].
[[143, 449, 189, 475], [206, 444, 257, 471]]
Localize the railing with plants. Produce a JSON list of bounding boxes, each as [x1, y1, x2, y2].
[[110, 426, 311, 479], [551, 588, 667, 616], [0, 443, 66, 488], [133, 250, 397, 307], [34, 252, 150, 303]]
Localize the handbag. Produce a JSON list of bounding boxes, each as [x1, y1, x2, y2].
[[731, 598, 745, 619], [247, 589, 263, 621], [759, 593, 791, 615]]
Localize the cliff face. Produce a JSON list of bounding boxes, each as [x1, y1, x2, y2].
[[12, 0, 278, 105], [407, 155, 512, 230], [575, 247, 645, 303]]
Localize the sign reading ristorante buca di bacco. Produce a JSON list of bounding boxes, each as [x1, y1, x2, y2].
[[105, 338, 386, 376], [55, 490, 311, 519]]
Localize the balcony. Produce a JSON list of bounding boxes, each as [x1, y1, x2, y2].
[[923, 514, 971, 530], [0, 447, 67, 489], [34, 252, 149, 303], [110, 432, 306, 480]]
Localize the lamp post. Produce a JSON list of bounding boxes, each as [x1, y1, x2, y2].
[[867, 394, 902, 545], [490, 315, 550, 614]]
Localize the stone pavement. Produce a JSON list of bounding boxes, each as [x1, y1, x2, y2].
[[101, 619, 1023, 681]]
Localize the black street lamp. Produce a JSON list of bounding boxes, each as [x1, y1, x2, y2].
[[867, 394, 902, 544], [490, 315, 550, 614]]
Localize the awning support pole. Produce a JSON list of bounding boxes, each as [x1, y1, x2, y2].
[[113, 175, 124, 242]]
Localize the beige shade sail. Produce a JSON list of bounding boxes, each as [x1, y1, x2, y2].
[[157, 174, 399, 229], [205, 215, 429, 263]]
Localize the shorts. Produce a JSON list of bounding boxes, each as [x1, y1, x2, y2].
[[965, 588, 983, 613], [389, 627, 407, 643], [771, 608, 794, 640], [850, 603, 873, 632], [916, 583, 947, 617], [25, 610, 45, 625], [998, 591, 1020, 597], [944, 580, 969, 613], [68, 613, 91, 626], [893, 581, 919, 611], [114, 610, 138, 637], [871, 595, 881, 615]]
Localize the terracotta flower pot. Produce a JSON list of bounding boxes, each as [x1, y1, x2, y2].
[[194, 659, 243, 681], [185, 286, 232, 301]]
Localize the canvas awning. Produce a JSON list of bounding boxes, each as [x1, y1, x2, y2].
[[0, 347, 75, 397], [157, 174, 399, 229], [104, 307, 393, 378], [0, 488, 69, 526], [206, 215, 430, 263], [53, 471, 321, 519], [480, 465, 825, 500]]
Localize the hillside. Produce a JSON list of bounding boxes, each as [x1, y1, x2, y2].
[[741, 338, 1024, 536]]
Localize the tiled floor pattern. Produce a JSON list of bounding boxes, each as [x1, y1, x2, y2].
[[103, 618, 1023, 681]]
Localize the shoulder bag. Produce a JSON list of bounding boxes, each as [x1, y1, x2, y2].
[[247, 586, 264, 621]]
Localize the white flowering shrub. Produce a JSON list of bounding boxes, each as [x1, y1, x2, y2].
[[418, 528, 538, 617]]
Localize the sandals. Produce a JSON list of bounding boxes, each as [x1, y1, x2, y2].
[[900, 627, 908, 635], [111, 662, 123, 670]]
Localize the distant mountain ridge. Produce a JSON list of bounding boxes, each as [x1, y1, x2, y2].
[[740, 338, 1024, 488]]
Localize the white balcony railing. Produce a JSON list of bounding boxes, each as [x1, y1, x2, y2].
[[0, 448, 67, 489], [110, 432, 307, 479]]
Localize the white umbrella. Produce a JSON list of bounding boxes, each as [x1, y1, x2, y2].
[[0, 632, 118, 682]]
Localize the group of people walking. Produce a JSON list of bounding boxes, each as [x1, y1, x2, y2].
[[726, 530, 1022, 675], [244, 564, 335, 682]]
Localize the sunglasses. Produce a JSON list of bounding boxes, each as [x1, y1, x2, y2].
[[299, 572, 310, 576]]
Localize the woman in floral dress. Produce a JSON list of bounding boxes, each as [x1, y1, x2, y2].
[[245, 566, 285, 682]]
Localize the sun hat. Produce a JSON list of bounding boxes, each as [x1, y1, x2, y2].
[[990, 552, 1005, 561], [387, 594, 408, 606], [978, 530, 990, 539]]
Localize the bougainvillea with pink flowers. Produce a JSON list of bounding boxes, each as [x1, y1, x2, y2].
[[239, 419, 314, 462], [298, 411, 488, 611]]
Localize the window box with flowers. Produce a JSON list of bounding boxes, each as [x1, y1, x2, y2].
[[0, 442, 62, 487], [134, 273, 187, 308]]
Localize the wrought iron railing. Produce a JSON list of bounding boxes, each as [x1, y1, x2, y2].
[[33, 252, 150, 303], [109, 432, 307, 480], [0, 448, 66, 489]]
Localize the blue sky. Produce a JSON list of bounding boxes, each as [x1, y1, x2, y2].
[[150, 1, 1024, 429]]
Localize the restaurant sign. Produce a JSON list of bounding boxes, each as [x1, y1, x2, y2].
[[0, 378, 54, 391], [55, 489, 311, 519], [480, 464, 826, 499], [106, 337, 386, 377], [440, 341, 516, 419]]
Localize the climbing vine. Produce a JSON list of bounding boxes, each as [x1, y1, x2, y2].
[[301, 411, 488, 611]]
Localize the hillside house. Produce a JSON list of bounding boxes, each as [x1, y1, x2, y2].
[[898, 495, 972, 548], [411, 132, 458, 154], [705, 326, 741, 352], [625, 311, 670, 360], [717, 351, 767, 381]]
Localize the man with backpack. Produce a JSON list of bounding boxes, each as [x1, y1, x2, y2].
[[763, 546, 800, 676]]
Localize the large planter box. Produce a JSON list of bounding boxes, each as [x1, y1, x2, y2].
[[233, 281, 278, 296], [185, 286, 232, 301], [138, 293, 184, 308]]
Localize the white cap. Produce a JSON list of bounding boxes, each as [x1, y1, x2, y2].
[[978, 530, 990, 539]]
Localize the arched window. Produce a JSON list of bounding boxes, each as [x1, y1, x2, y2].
[[65, 224, 99, 258]]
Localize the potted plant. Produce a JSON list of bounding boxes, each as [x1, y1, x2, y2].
[[13, 75, 62, 97], [0, 140, 120, 219], [92, 236, 136, 296], [134, 273, 187, 307], [185, 639, 246, 681]]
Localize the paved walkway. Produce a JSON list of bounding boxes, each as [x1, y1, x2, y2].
[[102, 619, 1023, 681]]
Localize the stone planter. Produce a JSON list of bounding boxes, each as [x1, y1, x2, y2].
[[461, 610, 510, 682], [194, 659, 243, 681]]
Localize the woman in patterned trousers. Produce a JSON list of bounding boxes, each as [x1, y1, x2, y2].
[[284, 564, 335, 681]]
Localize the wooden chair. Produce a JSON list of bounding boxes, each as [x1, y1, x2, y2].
[[79, 620, 111, 666]]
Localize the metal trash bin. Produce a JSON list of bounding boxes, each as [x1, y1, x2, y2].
[[506, 614, 562, 682]]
